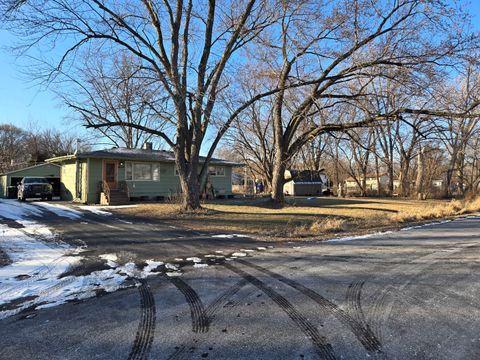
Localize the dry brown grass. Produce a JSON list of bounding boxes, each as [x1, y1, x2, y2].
[[389, 197, 480, 223], [116, 196, 480, 240], [309, 218, 347, 233]]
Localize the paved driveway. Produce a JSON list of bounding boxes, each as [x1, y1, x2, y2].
[[1, 201, 480, 359]]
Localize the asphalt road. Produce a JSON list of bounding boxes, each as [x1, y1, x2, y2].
[[1, 203, 480, 359]]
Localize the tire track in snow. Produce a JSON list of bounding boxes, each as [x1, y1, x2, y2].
[[365, 241, 479, 342], [237, 259, 382, 354], [167, 278, 250, 360], [224, 263, 336, 360], [168, 276, 209, 333], [127, 280, 156, 360]]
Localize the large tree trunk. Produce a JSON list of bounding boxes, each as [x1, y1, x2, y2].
[[457, 150, 465, 196], [415, 147, 425, 199], [398, 160, 410, 197], [387, 163, 394, 195], [270, 158, 286, 205], [375, 155, 382, 196], [179, 173, 201, 211]]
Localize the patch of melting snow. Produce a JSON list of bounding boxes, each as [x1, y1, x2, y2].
[[186, 257, 202, 263], [240, 249, 255, 253], [211, 234, 249, 238], [0, 201, 180, 319], [257, 247, 267, 251], [0, 221, 86, 318], [204, 254, 216, 258], [142, 260, 164, 275], [193, 263, 208, 268], [174, 258, 183, 262], [166, 272, 182, 277], [0, 199, 43, 220], [232, 252, 247, 257], [326, 231, 393, 243], [117, 219, 133, 224], [165, 263, 179, 271], [78, 206, 113, 216], [99, 254, 118, 268], [400, 219, 452, 231], [31, 202, 82, 220]]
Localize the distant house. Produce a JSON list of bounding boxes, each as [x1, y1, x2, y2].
[[0, 163, 60, 198], [283, 169, 330, 196], [344, 174, 389, 195], [46, 144, 240, 204]]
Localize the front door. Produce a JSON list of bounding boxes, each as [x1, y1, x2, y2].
[[103, 160, 118, 190]]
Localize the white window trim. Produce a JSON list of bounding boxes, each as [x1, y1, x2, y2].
[[208, 166, 225, 177], [125, 161, 160, 181]]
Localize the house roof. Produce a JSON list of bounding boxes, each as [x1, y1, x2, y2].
[[0, 162, 60, 177], [287, 169, 328, 183], [46, 147, 241, 166]]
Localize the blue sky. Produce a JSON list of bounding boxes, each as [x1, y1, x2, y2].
[[0, 1, 479, 137]]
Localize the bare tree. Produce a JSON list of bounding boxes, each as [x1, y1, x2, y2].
[[25, 128, 82, 163], [227, 99, 277, 190], [340, 128, 376, 197], [434, 62, 480, 196], [0, 124, 28, 172], [60, 53, 169, 149], [244, 0, 478, 204], [1, 0, 274, 210]]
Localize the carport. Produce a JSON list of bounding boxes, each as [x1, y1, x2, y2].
[[0, 163, 61, 198]]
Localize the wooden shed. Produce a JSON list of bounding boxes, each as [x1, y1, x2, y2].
[[0, 163, 61, 198]]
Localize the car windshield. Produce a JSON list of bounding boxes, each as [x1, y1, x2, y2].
[[23, 177, 49, 184]]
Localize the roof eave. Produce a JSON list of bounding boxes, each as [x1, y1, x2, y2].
[[45, 154, 78, 163]]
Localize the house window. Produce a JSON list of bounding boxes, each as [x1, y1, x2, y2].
[[208, 166, 225, 177], [125, 162, 160, 181]]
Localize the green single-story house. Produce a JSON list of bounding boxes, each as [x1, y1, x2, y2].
[[0, 163, 61, 198], [45, 146, 239, 204]]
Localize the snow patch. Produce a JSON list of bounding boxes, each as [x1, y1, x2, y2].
[[31, 203, 82, 220], [99, 253, 118, 268], [166, 272, 183, 277], [211, 234, 249, 239], [326, 231, 393, 243], [232, 252, 247, 257], [142, 260, 164, 276], [165, 263, 179, 271], [78, 206, 112, 216], [186, 257, 202, 263], [193, 263, 208, 268], [0, 199, 43, 220], [400, 220, 452, 231], [117, 219, 133, 224]]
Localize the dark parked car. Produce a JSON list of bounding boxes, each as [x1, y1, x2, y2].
[[17, 177, 54, 201]]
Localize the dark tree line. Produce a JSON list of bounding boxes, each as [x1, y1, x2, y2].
[[0, 124, 82, 173]]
